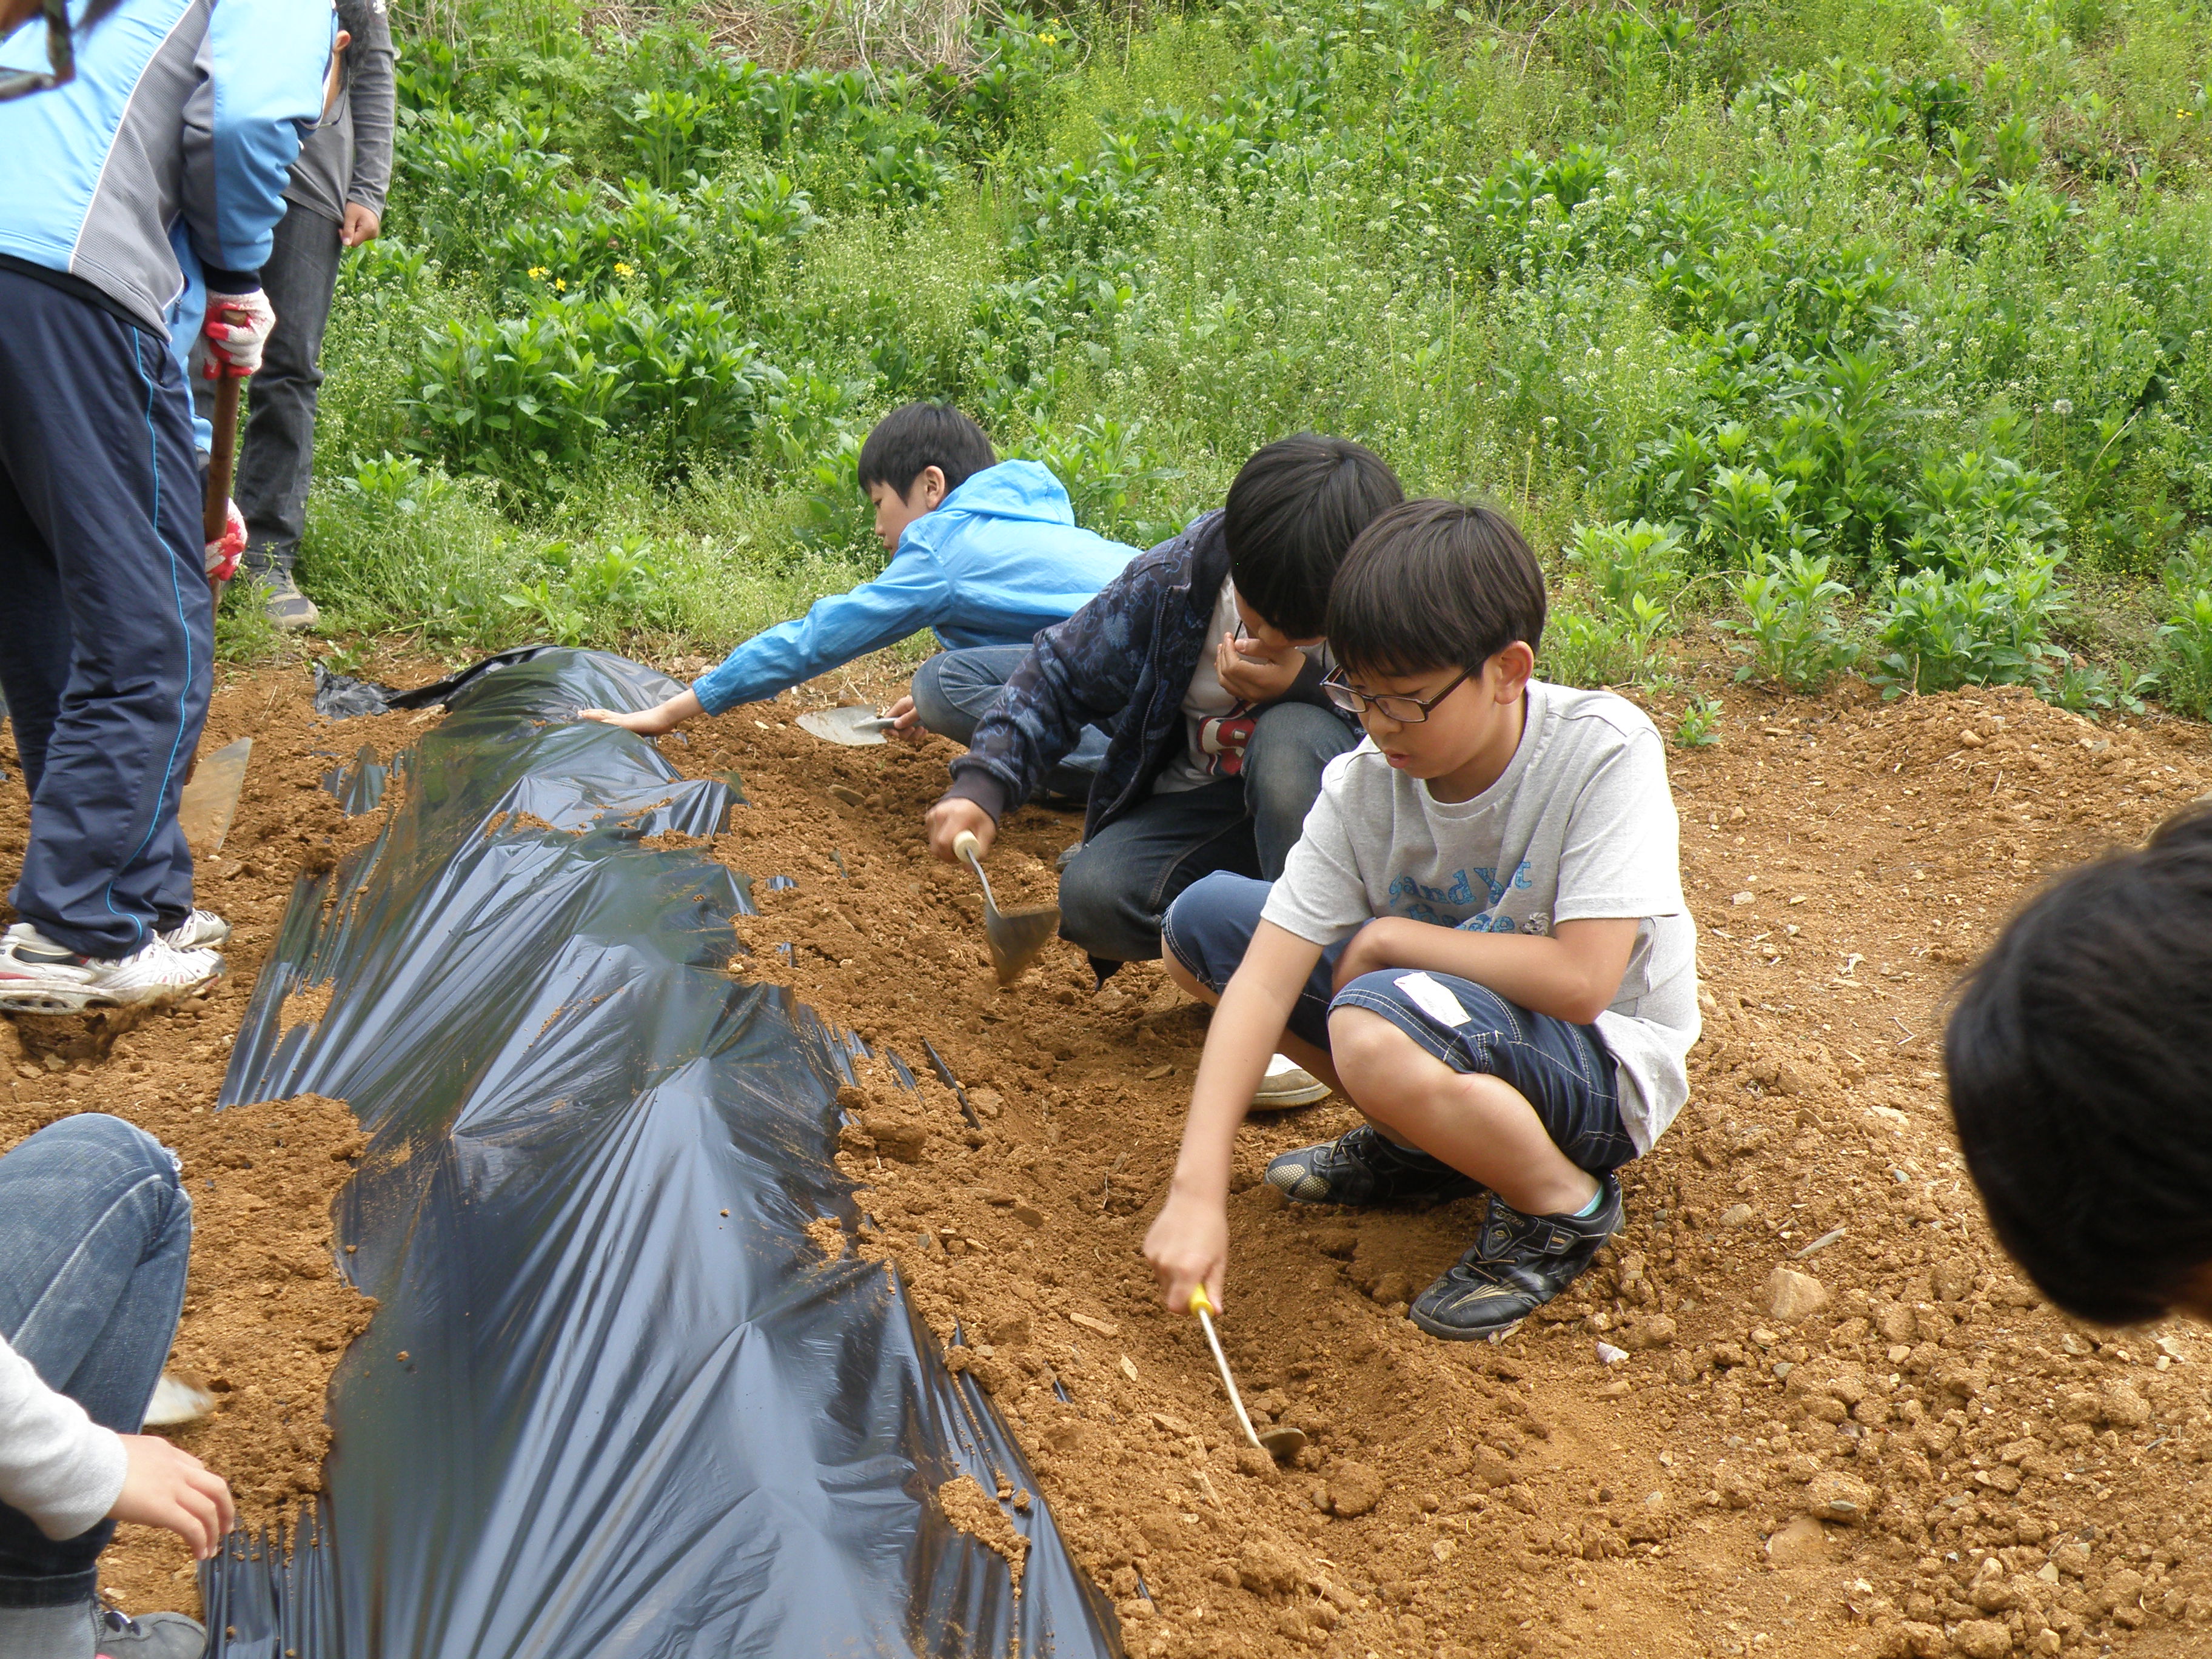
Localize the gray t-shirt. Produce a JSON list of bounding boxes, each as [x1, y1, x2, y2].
[[284, 0, 395, 223], [1261, 679, 1700, 1153]]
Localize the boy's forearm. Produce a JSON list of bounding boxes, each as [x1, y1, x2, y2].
[[1346, 917, 1633, 1026]]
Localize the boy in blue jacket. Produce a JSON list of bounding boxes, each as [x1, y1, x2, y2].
[[580, 404, 1133, 795]]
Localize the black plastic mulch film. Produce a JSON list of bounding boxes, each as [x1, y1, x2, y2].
[[204, 650, 1121, 1658]]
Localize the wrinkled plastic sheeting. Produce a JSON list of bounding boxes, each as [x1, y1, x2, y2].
[[310, 645, 563, 721], [205, 649, 1121, 1659]]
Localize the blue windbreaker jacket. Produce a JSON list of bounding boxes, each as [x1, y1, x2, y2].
[[691, 460, 1138, 715], [0, 0, 327, 417]]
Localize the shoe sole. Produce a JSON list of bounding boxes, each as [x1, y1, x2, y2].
[[1406, 1307, 1526, 1344], [0, 974, 220, 1016], [1248, 1080, 1331, 1111]]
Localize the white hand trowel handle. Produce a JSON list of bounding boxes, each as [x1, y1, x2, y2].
[[952, 830, 998, 909]]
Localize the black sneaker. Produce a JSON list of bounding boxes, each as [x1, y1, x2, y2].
[[1264, 1123, 1481, 1207], [1408, 1174, 1623, 1342]]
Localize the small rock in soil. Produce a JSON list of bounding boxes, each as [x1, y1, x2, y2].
[[1327, 1461, 1383, 1517], [1766, 1265, 1831, 1322]]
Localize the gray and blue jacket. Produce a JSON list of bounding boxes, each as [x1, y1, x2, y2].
[[0, 0, 328, 389], [944, 511, 1353, 842]]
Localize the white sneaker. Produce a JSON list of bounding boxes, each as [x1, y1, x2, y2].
[[159, 908, 231, 950], [1251, 1052, 1330, 1110], [0, 923, 223, 1014]]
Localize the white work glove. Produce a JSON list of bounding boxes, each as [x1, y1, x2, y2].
[[204, 500, 245, 582], [201, 289, 276, 378]]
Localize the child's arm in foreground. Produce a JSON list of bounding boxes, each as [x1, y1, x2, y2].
[[1331, 916, 1639, 1027], [1143, 921, 1326, 1313]]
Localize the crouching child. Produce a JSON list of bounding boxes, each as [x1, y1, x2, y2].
[[1142, 499, 1700, 1339], [1946, 807, 2212, 1327]]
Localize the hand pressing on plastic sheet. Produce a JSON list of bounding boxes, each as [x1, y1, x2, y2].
[[109, 1433, 234, 1560], [578, 688, 701, 736]]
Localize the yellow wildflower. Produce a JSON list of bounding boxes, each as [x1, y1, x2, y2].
[[528, 266, 549, 279], [554, 277, 567, 291], [615, 261, 635, 276]]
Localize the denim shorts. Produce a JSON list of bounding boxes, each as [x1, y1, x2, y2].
[[1162, 871, 1638, 1175]]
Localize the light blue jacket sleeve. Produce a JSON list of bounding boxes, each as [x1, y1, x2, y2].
[[691, 547, 952, 716], [182, 0, 327, 278]]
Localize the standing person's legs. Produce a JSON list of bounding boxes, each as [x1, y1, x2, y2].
[[910, 646, 1108, 801], [1240, 702, 1359, 879], [0, 271, 213, 960], [1056, 780, 1258, 970], [0, 1114, 192, 1628], [231, 203, 343, 628]]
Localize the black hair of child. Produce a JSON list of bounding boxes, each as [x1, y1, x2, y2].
[[1326, 498, 1547, 679], [857, 403, 997, 500], [1221, 435, 1403, 640], [1946, 806, 2212, 1326]]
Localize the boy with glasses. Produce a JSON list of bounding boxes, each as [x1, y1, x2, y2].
[[1143, 498, 1700, 1339]]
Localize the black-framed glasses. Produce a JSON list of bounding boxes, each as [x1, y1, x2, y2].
[[0, 0, 76, 103], [1322, 666, 1473, 724]]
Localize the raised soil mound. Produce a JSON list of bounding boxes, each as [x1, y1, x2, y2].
[[7, 656, 2211, 1657]]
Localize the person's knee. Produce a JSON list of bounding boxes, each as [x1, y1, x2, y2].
[[1056, 850, 1142, 960], [1245, 705, 1351, 819], [908, 654, 960, 736], [12, 1113, 184, 1224], [1327, 1004, 1423, 1102]]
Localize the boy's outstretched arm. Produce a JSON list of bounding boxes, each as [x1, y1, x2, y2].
[[578, 689, 702, 736], [1332, 916, 1638, 1027], [1144, 922, 1325, 1313]]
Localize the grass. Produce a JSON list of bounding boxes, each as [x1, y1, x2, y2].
[[276, 0, 2212, 715]]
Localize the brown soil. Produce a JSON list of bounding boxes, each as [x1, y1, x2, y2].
[[10, 646, 2212, 1656], [0, 655, 426, 1615], [941, 1472, 1033, 1591], [669, 665, 2212, 1659]]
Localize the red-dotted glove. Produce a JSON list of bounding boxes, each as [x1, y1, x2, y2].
[[204, 500, 245, 581], [201, 289, 276, 378]]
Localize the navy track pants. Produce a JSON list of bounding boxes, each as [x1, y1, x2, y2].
[[0, 269, 212, 958]]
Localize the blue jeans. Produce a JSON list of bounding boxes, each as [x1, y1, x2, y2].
[[0, 1115, 192, 1609], [909, 646, 1108, 803], [1164, 872, 1637, 1173], [1058, 702, 1357, 966]]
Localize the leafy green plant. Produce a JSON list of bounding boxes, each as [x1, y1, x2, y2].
[[499, 578, 589, 646], [1566, 518, 1687, 609], [1868, 546, 2071, 697], [1724, 550, 1859, 690], [1672, 695, 1723, 748]]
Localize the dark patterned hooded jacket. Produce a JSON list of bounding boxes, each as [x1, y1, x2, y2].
[[942, 510, 1356, 842]]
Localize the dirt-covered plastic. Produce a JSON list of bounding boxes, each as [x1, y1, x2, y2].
[[203, 649, 1121, 1658]]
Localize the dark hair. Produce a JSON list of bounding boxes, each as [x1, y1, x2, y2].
[[857, 403, 996, 500], [1221, 435, 1402, 638], [1945, 806, 2212, 1325], [1326, 498, 1547, 677]]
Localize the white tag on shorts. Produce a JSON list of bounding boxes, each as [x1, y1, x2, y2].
[[1393, 971, 1470, 1028]]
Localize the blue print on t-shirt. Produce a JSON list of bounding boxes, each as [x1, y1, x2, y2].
[[1386, 861, 1534, 927]]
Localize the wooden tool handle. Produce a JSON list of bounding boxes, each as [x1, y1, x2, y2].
[[953, 830, 980, 862], [203, 374, 242, 546]]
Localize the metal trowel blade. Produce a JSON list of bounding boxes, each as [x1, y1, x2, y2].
[[984, 903, 1061, 987], [796, 706, 895, 746], [178, 736, 252, 856]]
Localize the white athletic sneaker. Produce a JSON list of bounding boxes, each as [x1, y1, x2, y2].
[[0, 923, 223, 1014], [1250, 1051, 1330, 1110], [159, 908, 232, 950]]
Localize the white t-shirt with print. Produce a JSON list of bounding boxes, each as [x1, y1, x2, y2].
[[1259, 679, 1700, 1154], [1154, 578, 1332, 794]]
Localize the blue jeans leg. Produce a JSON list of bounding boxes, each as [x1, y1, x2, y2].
[[1241, 703, 1359, 879], [1057, 779, 1257, 966], [909, 647, 1108, 802], [1161, 871, 1340, 1044], [0, 1114, 192, 1608]]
